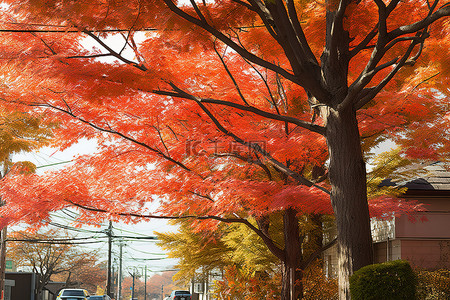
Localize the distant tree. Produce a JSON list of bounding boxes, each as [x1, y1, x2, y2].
[[157, 219, 236, 285], [146, 271, 178, 299], [7, 229, 105, 295]]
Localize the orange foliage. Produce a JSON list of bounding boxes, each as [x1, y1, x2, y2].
[[0, 0, 448, 230]]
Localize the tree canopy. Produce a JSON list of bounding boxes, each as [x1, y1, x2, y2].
[[0, 0, 449, 298]]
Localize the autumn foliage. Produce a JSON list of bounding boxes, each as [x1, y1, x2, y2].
[[0, 0, 449, 298], [1, 0, 447, 224]]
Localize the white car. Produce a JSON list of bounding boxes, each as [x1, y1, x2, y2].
[[169, 290, 192, 300], [56, 288, 90, 300]]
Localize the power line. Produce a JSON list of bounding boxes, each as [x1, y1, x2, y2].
[[46, 221, 105, 234], [113, 235, 157, 240], [126, 245, 166, 256], [127, 257, 169, 261], [7, 237, 107, 245], [36, 160, 73, 168]]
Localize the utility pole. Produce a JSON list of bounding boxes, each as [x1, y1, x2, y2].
[[0, 158, 10, 300], [131, 270, 135, 300], [112, 260, 116, 298], [106, 221, 113, 298], [0, 226, 6, 300], [144, 266, 147, 300], [117, 244, 123, 300]]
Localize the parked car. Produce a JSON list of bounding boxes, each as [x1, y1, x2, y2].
[[169, 290, 192, 300], [56, 288, 90, 300], [89, 296, 111, 300]]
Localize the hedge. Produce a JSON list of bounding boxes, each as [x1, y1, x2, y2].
[[349, 260, 417, 300]]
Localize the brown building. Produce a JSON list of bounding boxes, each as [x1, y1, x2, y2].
[[323, 162, 450, 277]]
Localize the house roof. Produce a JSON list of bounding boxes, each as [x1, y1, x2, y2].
[[380, 161, 450, 191], [403, 162, 450, 190]]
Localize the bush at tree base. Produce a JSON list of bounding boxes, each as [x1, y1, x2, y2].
[[349, 260, 417, 300]]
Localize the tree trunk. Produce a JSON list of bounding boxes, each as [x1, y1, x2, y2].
[[326, 107, 373, 299], [280, 208, 304, 300]]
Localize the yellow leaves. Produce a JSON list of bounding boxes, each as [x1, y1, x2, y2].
[[8, 161, 37, 174], [0, 110, 54, 163]]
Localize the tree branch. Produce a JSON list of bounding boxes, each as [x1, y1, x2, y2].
[[159, 83, 330, 194], [213, 43, 250, 106], [66, 200, 286, 260], [388, 3, 450, 40], [355, 32, 426, 109], [153, 89, 326, 135], [300, 237, 337, 269], [83, 30, 148, 71], [20, 100, 193, 172], [161, 0, 297, 83]]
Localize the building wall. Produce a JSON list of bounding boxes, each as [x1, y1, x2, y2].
[[395, 212, 450, 239], [322, 247, 338, 278], [373, 239, 402, 264], [323, 194, 450, 277], [400, 239, 450, 269]]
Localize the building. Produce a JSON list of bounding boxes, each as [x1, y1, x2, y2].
[[323, 162, 450, 276], [5, 272, 39, 300]]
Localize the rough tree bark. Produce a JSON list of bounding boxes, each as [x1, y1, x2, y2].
[[326, 107, 373, 299]]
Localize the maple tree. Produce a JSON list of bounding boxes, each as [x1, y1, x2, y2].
[[0, 0, 449, 299], [0, 108, 54, 299]]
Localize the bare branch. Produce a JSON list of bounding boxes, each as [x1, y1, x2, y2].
[[263, 0, 312, 75], [245, 0, 278, 39], [355, 32, 425, 109], [388, 3, 450, 40], [83, 30, 147, 71], [189, 0, 208, 23], [286, 0, 319, 65], [350, 26, 378, 58], [66, 53, 112, 59], [152, 89, 326, 135], [213, 43, 250, 106]]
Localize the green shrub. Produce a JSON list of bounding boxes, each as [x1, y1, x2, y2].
[[350, 260, 417, 300], [416, 269, 450, 300]]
